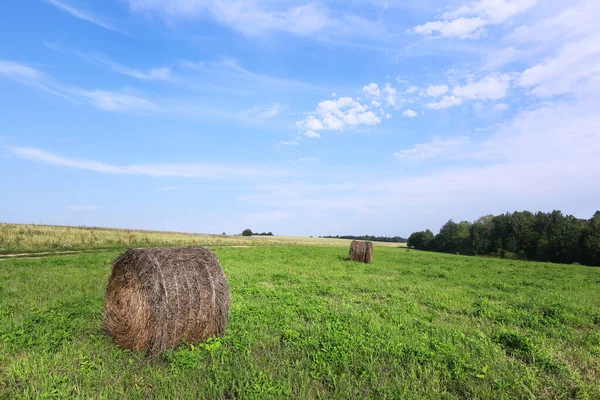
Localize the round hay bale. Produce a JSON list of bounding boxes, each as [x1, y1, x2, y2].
[[349, 240, 373, 263], [104, 246, 230, 356]]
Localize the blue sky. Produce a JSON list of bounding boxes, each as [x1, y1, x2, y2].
[[1, 0, 599, 236]]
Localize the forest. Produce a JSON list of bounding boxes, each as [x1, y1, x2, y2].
[[408, 210, 600, 266]]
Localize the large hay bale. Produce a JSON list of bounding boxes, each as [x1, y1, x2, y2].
[[349, 240, 373, 263], [104, 246, 230, 356]]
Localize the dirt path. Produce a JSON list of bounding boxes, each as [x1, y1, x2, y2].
[[0, 249, 112, 259], [0, 245, 255, 259]]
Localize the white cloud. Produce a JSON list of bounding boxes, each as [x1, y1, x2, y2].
[[494, 103, 509, 111], [383, 83, 397, 106], [331, 92, 337, 97], [362, 83, 380, 97], [441, 0, 538, 24], [125, 0, 385, 43], [43, 41, 65, 53], [402, 109, 418, 118], [296, 96, 381, 138], [44, 0, 124, 34], [127, 0, 330, 36], [483, 46, 528, 70], [0, 60, 160, 112], [481, 96, 600, 163], [68, 205, 102, 211], [493, 1, 600, 78], [289, 157, 317, 164], [1, 60, 293, 122], [0, 60, 74, 101], [322, 115, 345, 129], [277, 141, 299, 146], [516, 32, 600, 98], [79, 53, 174, 82], [452, 73, 512, 100], [214, 58, 325, 92], [426, 74, 512, 109], [507, 1, 599, 45], [405, 86, 418, 94], [0, 60, 45, 81], [303, 130, 321, 139], [70, 89, 159, 112], [405, 94, 600, 165], [212, 2, 331, 36], [426, 95, 463, 110], [258, 108, 279, 119], [239, 103, 287, 120], [10, 147, 292, 180], [242, 96, 600, 235], [4, 63, 330, 164], [301, 116, 324, 131], [179, 60, 205, 69], [412, 0, 537, 39], [394, 136, 469, 161], [361, 82, 396, 105], [412, 17, 487, 39], [426, 84, 449, 97]]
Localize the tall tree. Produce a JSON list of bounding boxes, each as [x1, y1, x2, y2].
[[582, 211, 600, 265], [408, 230, 434, 250], [470, 215, 494, 255], [455, 221, 472, 254], [435, 220, 459, 253]]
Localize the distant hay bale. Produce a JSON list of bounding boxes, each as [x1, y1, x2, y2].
[[349, 241, 373, 263], [104, 246, 230, 356]]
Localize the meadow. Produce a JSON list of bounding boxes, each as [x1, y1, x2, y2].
[[1, 243, 599, 399], [0, 224, 404, 255]]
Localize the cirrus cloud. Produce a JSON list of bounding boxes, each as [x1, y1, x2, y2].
[[426, 84, 449, 97], [44, 0, 125, 34], [9, 146, 293, 180], [412, 0, 537, 39]]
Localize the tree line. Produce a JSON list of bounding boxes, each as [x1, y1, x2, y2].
[[407, 210, 600, 266], [321, 235, 407, 243], [242, 229, 273, 236]]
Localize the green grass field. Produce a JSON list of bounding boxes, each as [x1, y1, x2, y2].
[[1, 246, 599, 399]]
